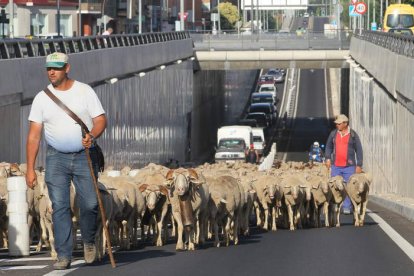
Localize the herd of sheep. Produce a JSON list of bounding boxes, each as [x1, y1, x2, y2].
[[0, 161, 371, 260]]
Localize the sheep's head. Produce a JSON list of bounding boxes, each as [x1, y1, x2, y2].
[[165, 169, 202, 196], [139, 184, 168, 211], [264, 183, 276, 200], [329, 175, 345, 191]]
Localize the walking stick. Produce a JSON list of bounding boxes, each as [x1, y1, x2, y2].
[[83, 131, 116, 268]]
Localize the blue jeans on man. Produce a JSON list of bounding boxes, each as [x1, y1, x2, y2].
[[45, 146, 98, 260], [331, 165, 356, 212]]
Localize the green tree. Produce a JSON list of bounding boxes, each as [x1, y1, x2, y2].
[[213, 2, 240, 30]]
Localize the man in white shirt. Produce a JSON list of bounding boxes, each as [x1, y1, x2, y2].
[[26, 52, 107, 270]]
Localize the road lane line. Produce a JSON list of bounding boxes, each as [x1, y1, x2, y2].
[[324, 69, 329, 118], [43, 260, 85, 276], [368, 209, 414, 262], [0, 265, 48, 270]]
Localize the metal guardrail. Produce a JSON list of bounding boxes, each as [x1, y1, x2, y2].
[[0, 31, 191, 60], [355, 30, 414, 58], [190, 30, 352, 51]]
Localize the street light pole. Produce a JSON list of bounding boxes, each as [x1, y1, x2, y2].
[[78, 0, 81, 36], [180, 0, 184, 31], [217, 0, 221, 34], [139, 0, 142, 33], [57, 0, 61, 36]]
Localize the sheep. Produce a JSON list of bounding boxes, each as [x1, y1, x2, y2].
[[252, 175, 281, 231], [99, 175, 137, 250], [307, 174, 332, 228], [206, 175, 241, 247], [138, 184, 169, 246], [166, 168, 209, 251], [280, 175, 306, 231], [328, 175, 347, 227], [346, 173, 372, 227]]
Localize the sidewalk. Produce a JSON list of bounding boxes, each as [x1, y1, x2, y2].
[[370, 194, 414, 222]]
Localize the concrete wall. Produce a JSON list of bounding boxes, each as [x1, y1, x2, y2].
[[349, 36, 414, 198], [350, 36, 414, 112]]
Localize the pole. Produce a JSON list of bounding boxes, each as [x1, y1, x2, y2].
[[57, 0, 61, 36], [180, 0, 184, 31], [9, 0, 13, 38], [367, 0, 370, 30], [192, 0, 195, 30], [217, 0, 221, 34], [82, 131, 116, 268], [139, 0, 142, 33], [380, 0, 383, 30], [78, 0, 81, 36]]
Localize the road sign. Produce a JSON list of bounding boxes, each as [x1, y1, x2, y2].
[[178, 12, 188, 21], [349, 5, 359, 17], [355, 2, 367, 15], [211, 13, 219, 22], [351, 0, 358, 4]]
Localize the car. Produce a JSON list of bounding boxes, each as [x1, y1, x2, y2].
[[245, 112, 270, 128], [36, 33, 64, 39], [252, 127, 266, 156], [304, 12, 309, 18], [258, 83, 277, 99], [251, 92, 276, 105], [257, 75, 276, 86], [266, 68, 285, 81], [248, 103, 277, 125]]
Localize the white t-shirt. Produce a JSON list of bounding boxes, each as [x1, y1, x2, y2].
[[28, 81, 105, 153]]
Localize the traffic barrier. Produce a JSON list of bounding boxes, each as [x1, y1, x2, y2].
[[7, 176, 30, 256]]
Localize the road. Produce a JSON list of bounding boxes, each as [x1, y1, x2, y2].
[[2, 201, 414, 276]]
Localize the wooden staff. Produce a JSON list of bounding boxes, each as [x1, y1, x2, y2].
[[84, 134, 116, 268]]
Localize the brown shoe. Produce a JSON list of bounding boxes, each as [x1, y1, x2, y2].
[[53, 258, 71, 270], [84, 243, 97, 264]]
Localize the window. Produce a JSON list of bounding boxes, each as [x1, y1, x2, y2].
[[60, 14, 72, 37], [30, 14, 47, 36]]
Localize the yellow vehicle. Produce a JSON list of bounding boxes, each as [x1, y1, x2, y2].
[[383, 4, 414, 34]]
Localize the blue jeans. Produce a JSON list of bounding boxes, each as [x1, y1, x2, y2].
[[45, 146, 99, 259], [331, 165, 356, 210]]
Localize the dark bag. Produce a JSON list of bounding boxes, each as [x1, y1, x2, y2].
[[44, 87, 105, 172]]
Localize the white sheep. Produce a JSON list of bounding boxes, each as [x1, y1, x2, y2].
[[346, 173, 372, 227]]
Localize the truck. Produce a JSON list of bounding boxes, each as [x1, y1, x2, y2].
[[214, 126, 253, 163]]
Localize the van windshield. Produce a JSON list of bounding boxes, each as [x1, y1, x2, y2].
[[218, 139, 246, 149], [253, 136, 263, 142], [249, 106, 270, 114], [387, 14, 414, 28]]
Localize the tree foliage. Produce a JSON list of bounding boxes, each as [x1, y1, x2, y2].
[[213, 2, 240, 30]]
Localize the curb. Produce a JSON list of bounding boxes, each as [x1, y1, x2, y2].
[[370, 195, 414, 222]]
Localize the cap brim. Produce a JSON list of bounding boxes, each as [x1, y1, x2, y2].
[[45, 62, 66, 68]]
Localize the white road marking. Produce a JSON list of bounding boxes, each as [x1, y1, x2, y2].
[[324, 69, 329, 118], [43, 260, 85, 276], [368, 209, 414, 262], [0, 265, 48, 270], [0, 256, 53, 262]]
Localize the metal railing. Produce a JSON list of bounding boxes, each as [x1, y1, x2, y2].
[[190, 30, 353, 51], [0, 31, 190, 60], [354, 30, 414, 58]]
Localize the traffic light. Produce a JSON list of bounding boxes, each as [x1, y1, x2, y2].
[[0, 9, 9, 24]]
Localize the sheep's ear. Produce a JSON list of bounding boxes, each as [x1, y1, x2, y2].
[[159, 186, 169, 196], [188, 168, 199, 180], [139, 184, 148, 193], [166, 169, 175, 180]]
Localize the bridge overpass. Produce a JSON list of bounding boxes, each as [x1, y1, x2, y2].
[[0, 30, 414, 274]]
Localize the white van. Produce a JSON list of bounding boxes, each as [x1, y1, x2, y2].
[[252, 128, 265, 156], [258, 83, 277, 99], [215, 126, 253, 163]]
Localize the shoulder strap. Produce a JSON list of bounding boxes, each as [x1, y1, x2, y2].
[[44, 87, 90, 133]]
